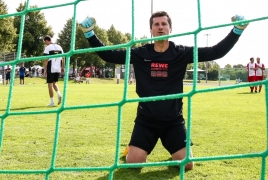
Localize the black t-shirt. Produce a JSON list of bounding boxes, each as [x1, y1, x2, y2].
[[88, 29, 240, 126], [6, 68, 11, 76]]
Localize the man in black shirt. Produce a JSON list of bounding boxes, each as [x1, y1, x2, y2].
[[79, 11, 248, 170], [5, 65, 11, 85]]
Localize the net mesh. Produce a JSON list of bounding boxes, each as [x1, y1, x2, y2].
[[0, 0, 267, 179]]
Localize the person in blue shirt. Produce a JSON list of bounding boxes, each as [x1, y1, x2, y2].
[[19, 63, 26, 85]]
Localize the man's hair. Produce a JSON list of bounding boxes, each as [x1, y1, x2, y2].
[[149, 11, 172, 29], [250, 57, 254, 61], [43, 35, 52, 42]]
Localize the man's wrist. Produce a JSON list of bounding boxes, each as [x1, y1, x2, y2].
[[84, 30, 95, 38], [233, 27, 244, 35]]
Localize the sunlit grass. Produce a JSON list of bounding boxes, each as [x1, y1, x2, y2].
[[0, 77, 267, 179]]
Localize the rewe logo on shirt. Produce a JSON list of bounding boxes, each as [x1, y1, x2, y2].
[[151, 63, 168, 69], [150, 62, 168, 78]]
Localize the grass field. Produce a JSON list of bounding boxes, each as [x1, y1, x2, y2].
[[0, 77, 267, 180]]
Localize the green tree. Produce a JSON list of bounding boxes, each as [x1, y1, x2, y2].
[[57, 18, 110, 74], [139, 35, 150, 46], [124, 33, 131, 42], [0, 0, 17, 53], [107, 25, 128, 45], [13, 2, 54, 67], [57, 18, 79, 72], [236, 70, 247, 82], [233, 64, 245, 68], [208, 63, 220, 80], [125, 33, 149, 48], [224, 64, 232, 68], [106, 25, 129, 77], [93, 26, 111, 68]]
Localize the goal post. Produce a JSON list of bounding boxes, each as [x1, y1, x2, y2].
[[218, 68, 268, 86]]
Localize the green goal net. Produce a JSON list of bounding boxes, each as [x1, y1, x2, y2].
[[0, 0, 268, 180]]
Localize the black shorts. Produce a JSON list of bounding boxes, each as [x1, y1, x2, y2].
[[20, 75, 24, 80], [129, 122, 193, 155], [5, 74, 10, 80], [46, 72, 59, 83]]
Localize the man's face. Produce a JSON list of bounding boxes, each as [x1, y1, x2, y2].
[[250, 58, 254, 63], [257, 58, 260, 63], [150, 16, 171, 38], [44, 40, 49, 46]]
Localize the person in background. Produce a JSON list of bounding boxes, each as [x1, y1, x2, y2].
[[43, 35, 65, 106], [19, 63, 26, 85], [32, 67, 35, 77], [255, 57, 265, 92], [85, 71, 90, 84], [29, 66, 32, 78], [75, 72, 81, 84], [246, 57, 258, 93], [129, 73, 133, 85], [5, 65, 11, 85]]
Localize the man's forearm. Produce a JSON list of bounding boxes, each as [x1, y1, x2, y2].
[[62, 58, 65, 68], [43, 60, 48, 69], [88, 35, 126, 64]]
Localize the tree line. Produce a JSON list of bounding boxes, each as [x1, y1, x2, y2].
[[0, 0, 247, 79], [0, 1, 148, 73], [185, 62, 247, 81]]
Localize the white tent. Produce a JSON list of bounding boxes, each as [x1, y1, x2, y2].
[[1, 65, 12, 70], [186, 68, 205, 82], [32, 65, 43, 69], [186, 68, 205, 72]]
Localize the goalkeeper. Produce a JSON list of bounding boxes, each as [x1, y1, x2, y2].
[[79, 11, 248, 170]]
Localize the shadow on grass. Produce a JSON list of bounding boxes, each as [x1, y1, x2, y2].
[[0, 105, 57, 111], [237, 92, 260, 94], [97, 166, 180, 180], [97, 158, 184, 180], [99, 78, 114, 81]]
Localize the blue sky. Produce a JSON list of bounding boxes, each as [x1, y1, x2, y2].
[[4, 0, 268, 68]]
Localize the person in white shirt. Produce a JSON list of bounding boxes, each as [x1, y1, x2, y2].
[[43, 35, 65, 106], [246, 57, 258, 93], [255, 57, 265, 92], [128, 73, 133, 85]]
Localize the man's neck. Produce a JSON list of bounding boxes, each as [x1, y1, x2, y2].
[[154, 40, 169, 52]]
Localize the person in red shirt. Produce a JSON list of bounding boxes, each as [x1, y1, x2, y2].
[[255, 57, 265, 92], [85, 71, 90, 84], [246, 57, 258, 93]]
